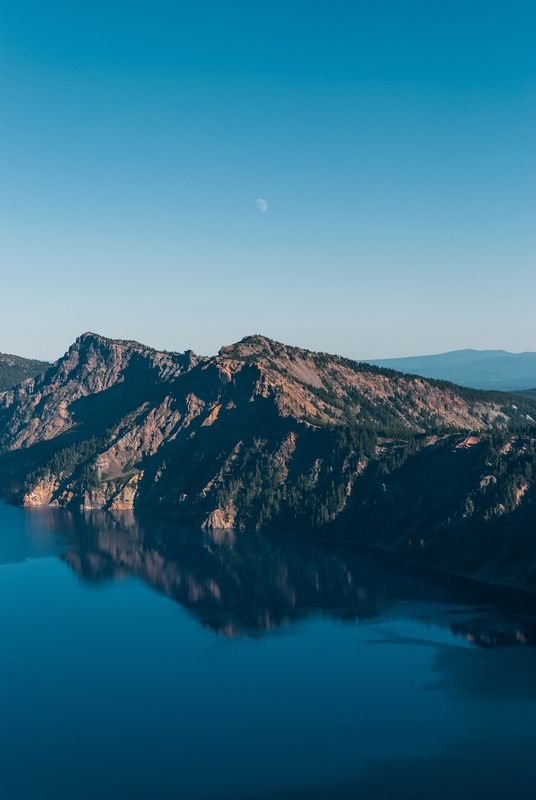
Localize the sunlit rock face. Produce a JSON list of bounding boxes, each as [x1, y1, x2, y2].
[[1, 332, 536, 591]]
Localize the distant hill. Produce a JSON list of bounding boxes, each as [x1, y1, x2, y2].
[[365, 349, 536, 392], [0, 352, 50, 392]]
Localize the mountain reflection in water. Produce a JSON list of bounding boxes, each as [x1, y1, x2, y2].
[[24, 506, 536, 646]]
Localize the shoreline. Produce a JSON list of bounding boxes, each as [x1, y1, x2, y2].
[[3, 494, 534, 608]]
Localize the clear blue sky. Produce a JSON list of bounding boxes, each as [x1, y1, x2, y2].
[[1, 1, 534, 361]]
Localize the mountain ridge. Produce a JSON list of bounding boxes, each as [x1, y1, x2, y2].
[[366, 348, 536, 391], [1, 332, 536, 592]]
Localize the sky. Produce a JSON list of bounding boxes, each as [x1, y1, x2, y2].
[[1, 1, 534, 361]]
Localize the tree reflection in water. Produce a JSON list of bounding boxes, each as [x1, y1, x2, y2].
[[23, 506, 536, 645]]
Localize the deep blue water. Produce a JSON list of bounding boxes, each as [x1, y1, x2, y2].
[[1, 500, 536, 799]]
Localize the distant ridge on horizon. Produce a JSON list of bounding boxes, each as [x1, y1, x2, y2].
[[365, 349, 536, 392]]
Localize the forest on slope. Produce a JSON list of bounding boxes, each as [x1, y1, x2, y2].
[[0, 352, 50, 392]]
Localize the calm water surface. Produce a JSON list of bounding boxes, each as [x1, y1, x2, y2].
[[1, 500, 535, 799]]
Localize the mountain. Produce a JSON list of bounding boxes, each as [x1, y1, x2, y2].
[[1, 332, 536, 591], [0, 352, 50, 392], [365, 349, 536, 391]]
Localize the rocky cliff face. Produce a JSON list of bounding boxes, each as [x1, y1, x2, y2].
[[0, 333, 197, 450], [1, 332, 536, 590]]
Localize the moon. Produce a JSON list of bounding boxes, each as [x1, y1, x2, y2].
[[256, 198, 268, 212]]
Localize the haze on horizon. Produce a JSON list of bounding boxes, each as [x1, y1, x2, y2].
[[1, 1, 534, 362]]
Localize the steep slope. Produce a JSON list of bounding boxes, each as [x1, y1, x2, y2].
[[0, 352, 50, 392], [1, 332, 536, 591], [0, 333, 197, 448], [0, 333, 199, 505]]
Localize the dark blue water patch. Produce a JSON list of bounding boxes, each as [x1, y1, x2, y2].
[[0, 501, 535, 800]]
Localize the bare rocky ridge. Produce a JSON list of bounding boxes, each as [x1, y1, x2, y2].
[[0, 333, 198, 450], [1, 332, 536, 591]]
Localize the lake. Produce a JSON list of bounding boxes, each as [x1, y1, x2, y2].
[[0, 499, 535, 799]]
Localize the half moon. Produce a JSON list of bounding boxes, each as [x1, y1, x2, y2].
[[256, 198, 268, 212]]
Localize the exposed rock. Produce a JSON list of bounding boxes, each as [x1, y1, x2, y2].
[[22, 475, 60, 507], [202, 504, 237, 530]]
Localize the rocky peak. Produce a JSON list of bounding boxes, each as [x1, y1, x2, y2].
[[76, 331, 167, 354], [0, 333, 199, 451], [220, 334, 304, 361]]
